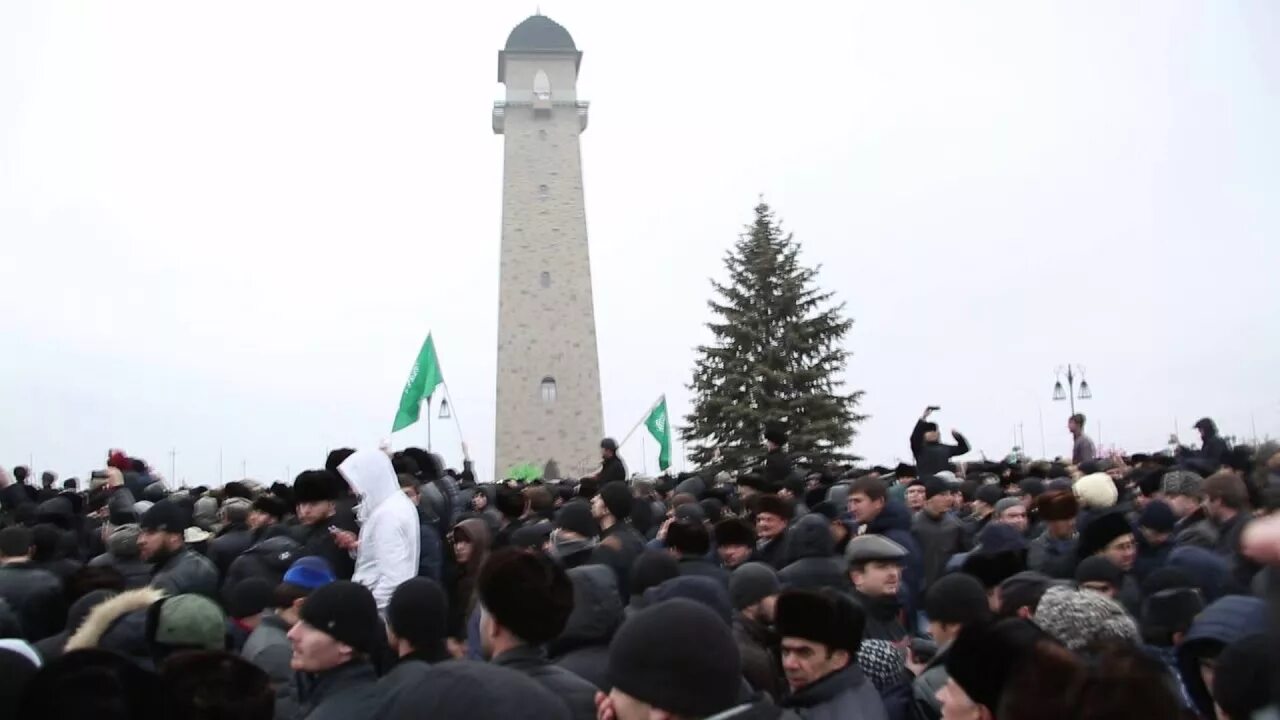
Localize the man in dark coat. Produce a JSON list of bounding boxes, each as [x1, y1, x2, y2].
[[763, 422, 794, 489], [548, 564, 624, 691], [291, 470, 356, 580], [753, 493, 794, 570], [848, 476, 924, 625], [288, 581, 382, 720], [596, 438, 627, 486], [0, 526, 65, 640], [379, 576, 451, 710], [911, 476, 964, 590], [730, 562, 785, 698], [910, 407, 970, 478], [208, 498, 255, 580], [589, 482, 647, 598], [776, 589, 888, 720], [845, 535, 909, 643], [479, 548, 599, 720], [137, 501, 219, 598], [778, 513, 850, 593]]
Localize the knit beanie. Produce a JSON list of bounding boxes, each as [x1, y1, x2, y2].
[[147, 594, 227, 653], [923, 476, 950, 499], [1018, 478, 1045, 499], [387, 577, 449, 659], [282, 556, 336, 591], [1033, 585, 1139, 651], [628, 550, 679, 600], [139, 501, 186, 535], [226, 578, 275, 620], [924, 573, 991, 626], [1074, 555, 1123, 587], [992, 497, 1022, 517], [857, 639, 907, 692], [598, 482, 633, 521], [946, 619, 1050, 712], [108, 524, 143, 559], [997, 571, 1056, 617], [643, 576, 733, 625], [1138, 501, 1176, 533], [607, 599, 742, 718], [555, 501, 599, 539], [298, 581, 379, 654], [478, 548, 574, 644], [729, 562, 781, 612], [975, 484, 1004, 507]]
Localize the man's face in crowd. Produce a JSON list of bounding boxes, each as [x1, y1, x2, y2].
[[296, 500, 335, 526], [287, 620, 350, 672], [851, 560, 901, 598], [924, 429, 941, 443], [1141, 526, 1171, 547], [1166, 493, 1200, 519], [401, 485, 421, 506], [718, 543, 752, 569], [1101, 533, 1136, 572], [454, 538, 474, 564], [924, 491, 951, 516], [848, 492, 884, 524], [1068, 418, 1080, 435], [998, 505, 1028, 533], [781, 637, 847, 691], [906, 485, 926, 512], [590, 494, 608, 521], [607, 688, 656, 720], [937, 677, 985, 720], [136, 529, 179, 561], [247, 509, 274, 530], [756, 512, 786, 541]]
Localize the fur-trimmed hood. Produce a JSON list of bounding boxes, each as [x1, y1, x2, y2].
[[65, 586, 164, 652]]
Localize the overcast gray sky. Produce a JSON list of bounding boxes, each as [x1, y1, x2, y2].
[[3, 1, 1278, 485]]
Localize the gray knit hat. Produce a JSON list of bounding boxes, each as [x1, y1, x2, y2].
[[993, 497, 1023, 517], [729, 562, 781, 611], [1032, 585, 1138, 651]]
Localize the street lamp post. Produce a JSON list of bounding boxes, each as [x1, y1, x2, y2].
[[1052, 365, 1092, 416], [426, 395, 452, 452]]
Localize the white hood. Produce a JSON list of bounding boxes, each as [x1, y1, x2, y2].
[[339, 449, 400, 524]]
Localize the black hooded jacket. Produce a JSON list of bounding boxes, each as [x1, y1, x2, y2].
[[777, 514, 850, 593], [548, 564, 624, 691]]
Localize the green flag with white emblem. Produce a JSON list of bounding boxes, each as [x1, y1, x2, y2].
[[392, 333, 444, 432], [645, 395, 672, 472]]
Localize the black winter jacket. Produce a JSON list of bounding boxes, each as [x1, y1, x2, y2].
[[549, 564, 623, 691], [778, 514, 850, 594], [493, 645, 598, 720], [297, 661, 382, 720], [0, 563, 65, 640]]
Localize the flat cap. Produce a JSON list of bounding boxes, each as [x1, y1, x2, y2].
[[844, 534, 908, 565]]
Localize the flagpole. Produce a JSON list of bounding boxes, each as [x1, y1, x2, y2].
[[443, 382, 466, 444]]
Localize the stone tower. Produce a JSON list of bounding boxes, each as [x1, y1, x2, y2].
[[492, 15, 604, 479]]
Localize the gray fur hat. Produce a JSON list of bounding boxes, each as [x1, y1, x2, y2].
[[1032, 585, 1138, 651]]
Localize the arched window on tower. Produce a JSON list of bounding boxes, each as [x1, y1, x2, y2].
[[533, 70, 551, 101], [540, 377, 557, 403], [539, 271, 551, 288]]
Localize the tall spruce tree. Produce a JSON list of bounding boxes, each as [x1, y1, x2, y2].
[[683, 201, 865, 471]]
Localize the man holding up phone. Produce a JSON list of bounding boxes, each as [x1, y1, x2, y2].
[[910, 407, 971, 478]]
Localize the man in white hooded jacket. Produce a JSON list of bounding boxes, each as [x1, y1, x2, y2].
[[337, 449, 421, 612]]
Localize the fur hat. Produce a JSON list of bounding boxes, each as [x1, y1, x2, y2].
[[666, 519, 711, 556], [597, 482, 633, 521], [713, 517, 756, 548], [607, 599, 741, 718], [251, 495, 288, 521], [292, 470, 339, 504], [775, 588, 864, 655], [159, 651, 273, 720], [19, 648, 162, 720], [1138, 501, 1176, 533], [1076, 511, 1133, 559], [478, 548, 574, 644], [754, 493, 793, 521], [1162, 470, 1204, 498], [1035, 490, 1079, 521], [946, 619, 1051, 711], [1074, 556, 1123, 588], [643, 576, 732, 625], [139, 501, 186, 535], [1033, 585, 1139, 651], [628, 550, 679, 600], [1074, 473, 1118, 509]]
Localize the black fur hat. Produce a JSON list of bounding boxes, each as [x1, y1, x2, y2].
[[1077, 511, 1133, 559], [713, 518, 756, 548], [292, 470, 339, 504], [477, 548, 574, 644], [775, 588, 865, 655], [754, 494, 793, 521]]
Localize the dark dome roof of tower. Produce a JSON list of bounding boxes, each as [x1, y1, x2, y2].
[[504, 15, 576, 51]]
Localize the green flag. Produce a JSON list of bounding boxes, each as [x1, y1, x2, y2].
[[392, 333, 444, 432], [645, 395, 672, 472]]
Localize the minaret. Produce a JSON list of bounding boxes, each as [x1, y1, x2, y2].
[[492, 15, 604, 479]]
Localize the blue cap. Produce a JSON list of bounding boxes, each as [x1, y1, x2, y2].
[[283, 556, 336, 590]]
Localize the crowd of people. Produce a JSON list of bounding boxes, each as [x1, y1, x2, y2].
[[0, 410, 1278, 720]]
